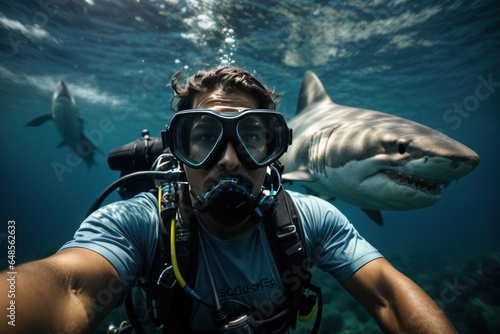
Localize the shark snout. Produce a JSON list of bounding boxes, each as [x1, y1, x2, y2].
[[407, 134, 480, 179], [54, 81, 72, 100], [412, 154, 479, 182], [445, 144, 480, 174], [451, 156, 479, 170]]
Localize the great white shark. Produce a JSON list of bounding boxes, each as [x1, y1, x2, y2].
[[27, 81, 99, 168], [280, 71, 480, 225]]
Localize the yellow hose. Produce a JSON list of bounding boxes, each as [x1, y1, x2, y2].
[[157, 185, 162, 217], [170, 217, 187, 288]]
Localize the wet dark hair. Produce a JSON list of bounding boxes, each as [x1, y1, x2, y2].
[[170, 66, 280, 111]]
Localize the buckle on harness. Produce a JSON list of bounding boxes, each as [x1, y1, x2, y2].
[[157, 265, 177, 288], [276, 224, 296, 238]]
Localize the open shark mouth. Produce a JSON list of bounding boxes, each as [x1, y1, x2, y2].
[[381, 170, 446, 196]]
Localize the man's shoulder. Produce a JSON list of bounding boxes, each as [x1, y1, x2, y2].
[[130, 191, 158, 206], [284, 189, 336, 209], [116, 191, 157, 212], [88, 191, 158, 226], [283, 189, 348, 226]]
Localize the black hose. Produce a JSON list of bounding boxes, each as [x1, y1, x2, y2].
[[87, 170, 186, 216]]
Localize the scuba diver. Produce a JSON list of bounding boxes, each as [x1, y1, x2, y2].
[[0, 66, 457, 333]]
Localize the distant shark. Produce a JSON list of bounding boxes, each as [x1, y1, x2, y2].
[[280, 71, 480, 225], [26, 81, 99, 168]]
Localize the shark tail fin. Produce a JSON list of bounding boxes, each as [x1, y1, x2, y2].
[[26, 114, 53, 127], [81, 134, 102, 169]]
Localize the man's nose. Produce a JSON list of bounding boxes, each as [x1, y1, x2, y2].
[[217, 141, 242, 169]]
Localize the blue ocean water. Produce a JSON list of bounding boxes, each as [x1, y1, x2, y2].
[[1, 0, 499, 332]]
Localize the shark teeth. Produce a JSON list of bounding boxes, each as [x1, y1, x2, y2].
[[382, 170, 446, 195]]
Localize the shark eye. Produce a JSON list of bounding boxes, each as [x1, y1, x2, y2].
[[397, 142, 407, 154]]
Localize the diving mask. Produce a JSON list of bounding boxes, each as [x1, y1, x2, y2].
[[162, 109, 292, 169]]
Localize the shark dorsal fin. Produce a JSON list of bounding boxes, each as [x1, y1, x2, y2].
[[296, 71, 335, 115]]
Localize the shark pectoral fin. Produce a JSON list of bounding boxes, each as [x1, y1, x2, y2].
[[26, 114, 53, 127], [282, 170, 315, 182], [361, 209, 384, 226]]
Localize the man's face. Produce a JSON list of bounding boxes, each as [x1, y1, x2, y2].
[[183, 89, 268, 201]]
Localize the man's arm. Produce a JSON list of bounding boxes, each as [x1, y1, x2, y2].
[[0, 248, 122, 333], [341, 257, 457, 333]]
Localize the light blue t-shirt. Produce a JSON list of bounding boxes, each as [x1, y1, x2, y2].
[[60, 190, 382, 331]]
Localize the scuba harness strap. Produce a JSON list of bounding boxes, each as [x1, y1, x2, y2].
[[148, 185, 198, 332], [125, 186, 322, 333], [262, 188, 321, 332], [124, 185, 197, 333]]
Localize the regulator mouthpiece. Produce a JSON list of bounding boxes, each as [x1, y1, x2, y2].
[[193, 178, 255, 226]]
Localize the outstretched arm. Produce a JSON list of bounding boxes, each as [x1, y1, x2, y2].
[[342, 257, 457, 333], [1, 248, 122, 333]]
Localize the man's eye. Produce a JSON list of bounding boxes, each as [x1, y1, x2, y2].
[[246, 133, 261, 141], [192, 132, 218, 143], [241, 132, 265, 147]]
